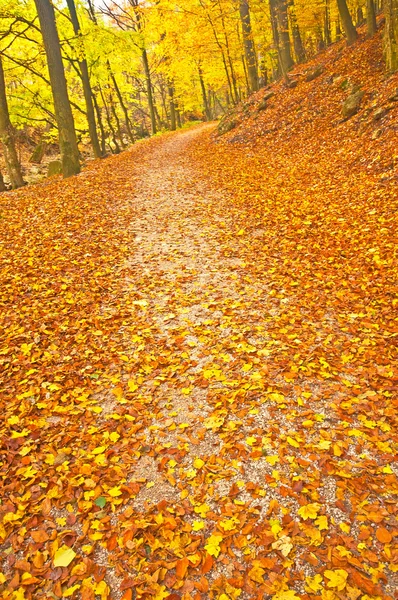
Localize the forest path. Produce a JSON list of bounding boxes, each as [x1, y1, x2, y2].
[[1, 124, 397, 600]]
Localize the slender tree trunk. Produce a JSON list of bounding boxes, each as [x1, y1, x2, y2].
[[384, 0, 398, 71], [109, 92, 126, 148], [239, 0, 259, 92], [220, 12, 239, 103], [290, 0, 306, 62], [92, 92, 106, 154], [34, 0, 80, 177], [367, 0, 377, 36], [324, 0, 332, 45], [0, 169, 5, 191], [66, 0, 101, 158], [108, 68, 135, 143], [99, 86, 120, 153], [336, 0, 358, 45], [168, 84, 176, 130], [269, 0, 282, 77], [198, 67, 211, 120], [0, 57, 24, 188], [142, 49, 157, 134], [275, 0, 294, 72]]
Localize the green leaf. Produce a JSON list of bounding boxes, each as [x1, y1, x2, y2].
[[95, 496, 106, 508]]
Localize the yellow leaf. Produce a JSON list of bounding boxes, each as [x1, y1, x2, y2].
[[109, 432, 120, 443], [193, 458, 204, 469], [315, 515, 328, 530], [246, 436, 257, 446], [63, 584, 81, 597], [286, 436, 300, 448], [204, 534, 223, 557], [265, 455, 279, 465], [305, 574, 323, 593], [298, 503, 320, 520], [248, 564, 265, 583], [324, 569, 349, 591], [146, 482, 155, 489], [127, 380, 138, 392], [192, 520, 204, 531], [92, 446, 106, 455], [108, 486, 122, 497], [272, 590, 300, 600], [7, 415, 20, 425], [194, 503, 210, 517], [53, 545, 76, 567]]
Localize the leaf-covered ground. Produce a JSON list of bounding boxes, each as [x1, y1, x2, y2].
[[1, 31, 397, 600]]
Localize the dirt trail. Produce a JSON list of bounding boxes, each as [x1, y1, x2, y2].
[[1, 124, 397, 600]]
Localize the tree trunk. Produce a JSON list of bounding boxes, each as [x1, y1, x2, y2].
[[270, 0, 294, 76], [141, 49, 157, 135], [290, 0, 306, 62], [198, 67, 211, 120], [269, 0, 282, 77], [239, 0, 258, 92], [66, 0, 102, 158], [168, 84, 177, 130], [384, 0, 398, 72], [324, 0, 332, 45], [0, 169, 5, 191], [336, 0, 358, 45], [0, 56, 24, 188], [276, 0, 294, 72], [33, 0, 80, 177], [367, 0, 377, 36], [99, 86, 120, 153], [109, 69, 135, 143], [92, 92, 107, 155]]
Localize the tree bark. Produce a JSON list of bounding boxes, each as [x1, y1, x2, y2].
[[367, 0, 377, 36], [324, 0, 332, 46], [384, 0, 398, 71], [275, 0, 294, 72], [290, 0, 306, 62], [336, 0, 358, 45], [108, 68, 135, 143], [92, 92, 107, 155], [198, 67, 211, 120], [0, 169, 5, 191], [0, 56, 24, 188], [66, 0, 102, 158], [33, 0, 80, 177], [270, 0, 294, 76], [168, 84, 176, 130], [239, 0, 259, 92], [142, 49, 157, 134]]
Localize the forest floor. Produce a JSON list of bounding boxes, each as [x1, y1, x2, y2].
[[1, 28, 398, 600]]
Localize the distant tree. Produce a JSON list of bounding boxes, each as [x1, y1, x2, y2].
[[0, 56, 24, 189], [384, 0, 398, 71], [239, 0, 259, 92], [66, 0, 102, 158], [336, 0, 358, 45], [269, 0, 294, 77], [33, 0, 80, 177], [367, 0, 377, 36]]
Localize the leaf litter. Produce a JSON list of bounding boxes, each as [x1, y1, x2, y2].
[[1, 31, 398, 600]]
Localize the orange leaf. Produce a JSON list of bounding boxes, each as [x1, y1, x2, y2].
[[176, 557, 189, 579], [31, 530, 49, 543], [376, 527, 392, 543]]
